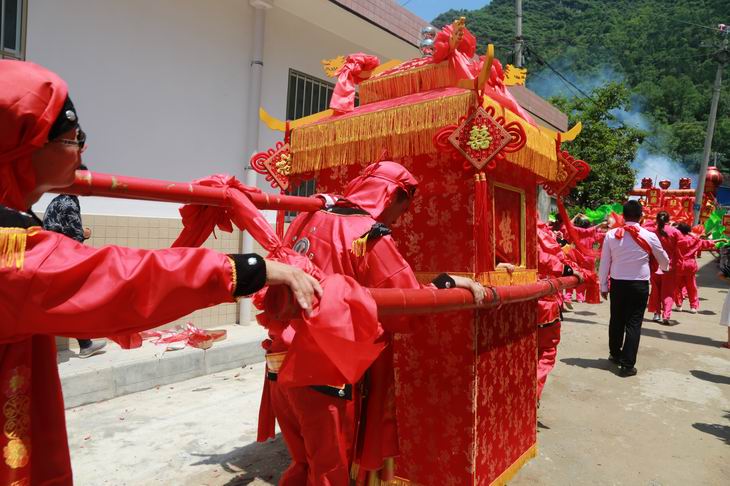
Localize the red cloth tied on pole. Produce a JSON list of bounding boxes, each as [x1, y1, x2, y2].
[[172, 174, 280, 252], [330, 53, 380, 114], [482, 59, 537, 125], [431, 23, 535, 125], [168, 174, 391, 447], [432, 24, 479, 80], [268, 274, 384, 387]]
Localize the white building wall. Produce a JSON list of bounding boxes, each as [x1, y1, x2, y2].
[[257, 5, 413, 153], [26, 0, 255, 217], [25, 0, 420, 217]]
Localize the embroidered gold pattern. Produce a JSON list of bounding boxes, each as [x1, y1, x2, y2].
[[226, 256, 238, 295], [497, 211, 515, 255], [3, 367, 30, 470]]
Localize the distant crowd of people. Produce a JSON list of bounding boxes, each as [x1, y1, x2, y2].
[[537, 200, 727, 393]]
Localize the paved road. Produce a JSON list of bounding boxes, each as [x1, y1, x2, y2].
[[67, 255, 730, 486]]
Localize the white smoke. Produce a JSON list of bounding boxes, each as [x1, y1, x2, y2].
[[528, 65, 623, 100], [633, 148, 696, 187], [528, 65, 695, 188]]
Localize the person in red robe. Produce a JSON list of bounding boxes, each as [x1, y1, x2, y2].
[[560, 216, 605, 306], [0, 60, 321, 485], [258, 161, 484, 486], [536, 218, 576, 403], [646, 211, 682, 324], [673, 223, 721, 313]]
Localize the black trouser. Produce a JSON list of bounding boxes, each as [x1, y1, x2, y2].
[[609, 279, 650, 368], [77, 339, 92, 349]]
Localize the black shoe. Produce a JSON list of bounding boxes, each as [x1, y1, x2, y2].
[[619, 366, 637, 377], [661, 319, 671, 326], [608, 355, 620, 365]]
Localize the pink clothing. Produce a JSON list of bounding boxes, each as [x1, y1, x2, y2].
[[648, 272, 677, 320], [673, 235, 716, 310], [537, 322, 561, 400], [647, 225, 683, 319], [653, 225, 682, 265], [676, 235, 716, 275], [599, 222, 669, 292], [570, 224, 603, 251], [675, 274, 699, 310], [568, 225, 604, 301]]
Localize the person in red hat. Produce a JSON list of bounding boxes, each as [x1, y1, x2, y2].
[[257, 161, 485, 486], [0, 60, 321, 485]]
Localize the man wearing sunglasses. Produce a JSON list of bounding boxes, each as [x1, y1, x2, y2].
[[0, 60, 323, 485]]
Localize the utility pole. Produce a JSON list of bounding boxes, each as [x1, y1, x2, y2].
[[514, 0, 524, 67], [694, 24, 729, 225]]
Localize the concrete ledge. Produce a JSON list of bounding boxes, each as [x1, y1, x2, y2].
[[59, 324, 267, 409]]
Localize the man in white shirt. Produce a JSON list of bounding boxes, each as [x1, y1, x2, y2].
[[599, 200, 670, 376]]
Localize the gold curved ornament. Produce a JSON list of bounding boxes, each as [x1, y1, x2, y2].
[[477, 43, 495, 92], [258, 107, 334, 132]]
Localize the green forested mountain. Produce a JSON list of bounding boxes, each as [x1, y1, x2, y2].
[[433, 0, 729, 171]]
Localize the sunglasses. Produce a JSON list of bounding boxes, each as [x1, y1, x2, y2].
[[51, 128, 86, 150]]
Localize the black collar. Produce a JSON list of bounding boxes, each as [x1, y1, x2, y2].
[[0, 205, 42, 229]]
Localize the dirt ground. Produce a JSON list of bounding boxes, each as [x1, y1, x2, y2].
[[67, 254, 729, 486]]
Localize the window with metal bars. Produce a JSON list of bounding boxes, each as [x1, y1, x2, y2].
[[1, 0, 25, 60], [284, 69, 358, 220]]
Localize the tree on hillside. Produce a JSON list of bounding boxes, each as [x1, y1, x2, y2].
[[432, 0, 729, 169], [551, 83, 645, 209]]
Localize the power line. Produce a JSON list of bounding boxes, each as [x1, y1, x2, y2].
[[671, 19, 727, 32], [525, 43, 685, 161], [525, 44, 596, 100]]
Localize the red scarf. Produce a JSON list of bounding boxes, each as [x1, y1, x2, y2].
[[615, 224, 658, 272]]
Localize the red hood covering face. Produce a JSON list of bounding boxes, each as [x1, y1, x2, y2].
[[341, 161, 418, 220], [0, 61, 69, 210]]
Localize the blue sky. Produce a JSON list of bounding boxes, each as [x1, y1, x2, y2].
[[400, 0, 491, 22]]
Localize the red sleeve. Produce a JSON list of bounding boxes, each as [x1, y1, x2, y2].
[[359, 236, 421, 333], [359, 236, 420, 289], [1, 231, 235, 342], [537, 228, 566, 278], [699, 239, 717, 251]]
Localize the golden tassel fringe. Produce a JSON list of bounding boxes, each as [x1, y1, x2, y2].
[[0, 227, 40, 270], [351, 234, 370, 257], [482, 98, 558, 181], [351, 459, 417, 486], [348, 444, 534, 486], [489, 444, 537, 486], [290, 90, 560, 181], [359, 61, 456, 105], [414, 270, 537, 287], [291, 90, 476, 174]]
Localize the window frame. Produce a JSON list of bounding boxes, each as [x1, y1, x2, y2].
[[283, 69, 338, 221], [286, 68, 337, 121], [0, 0, 27, 60]]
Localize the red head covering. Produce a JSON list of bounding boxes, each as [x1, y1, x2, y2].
[[0, 60, 68, 210], [341, 161, 418, 219]]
